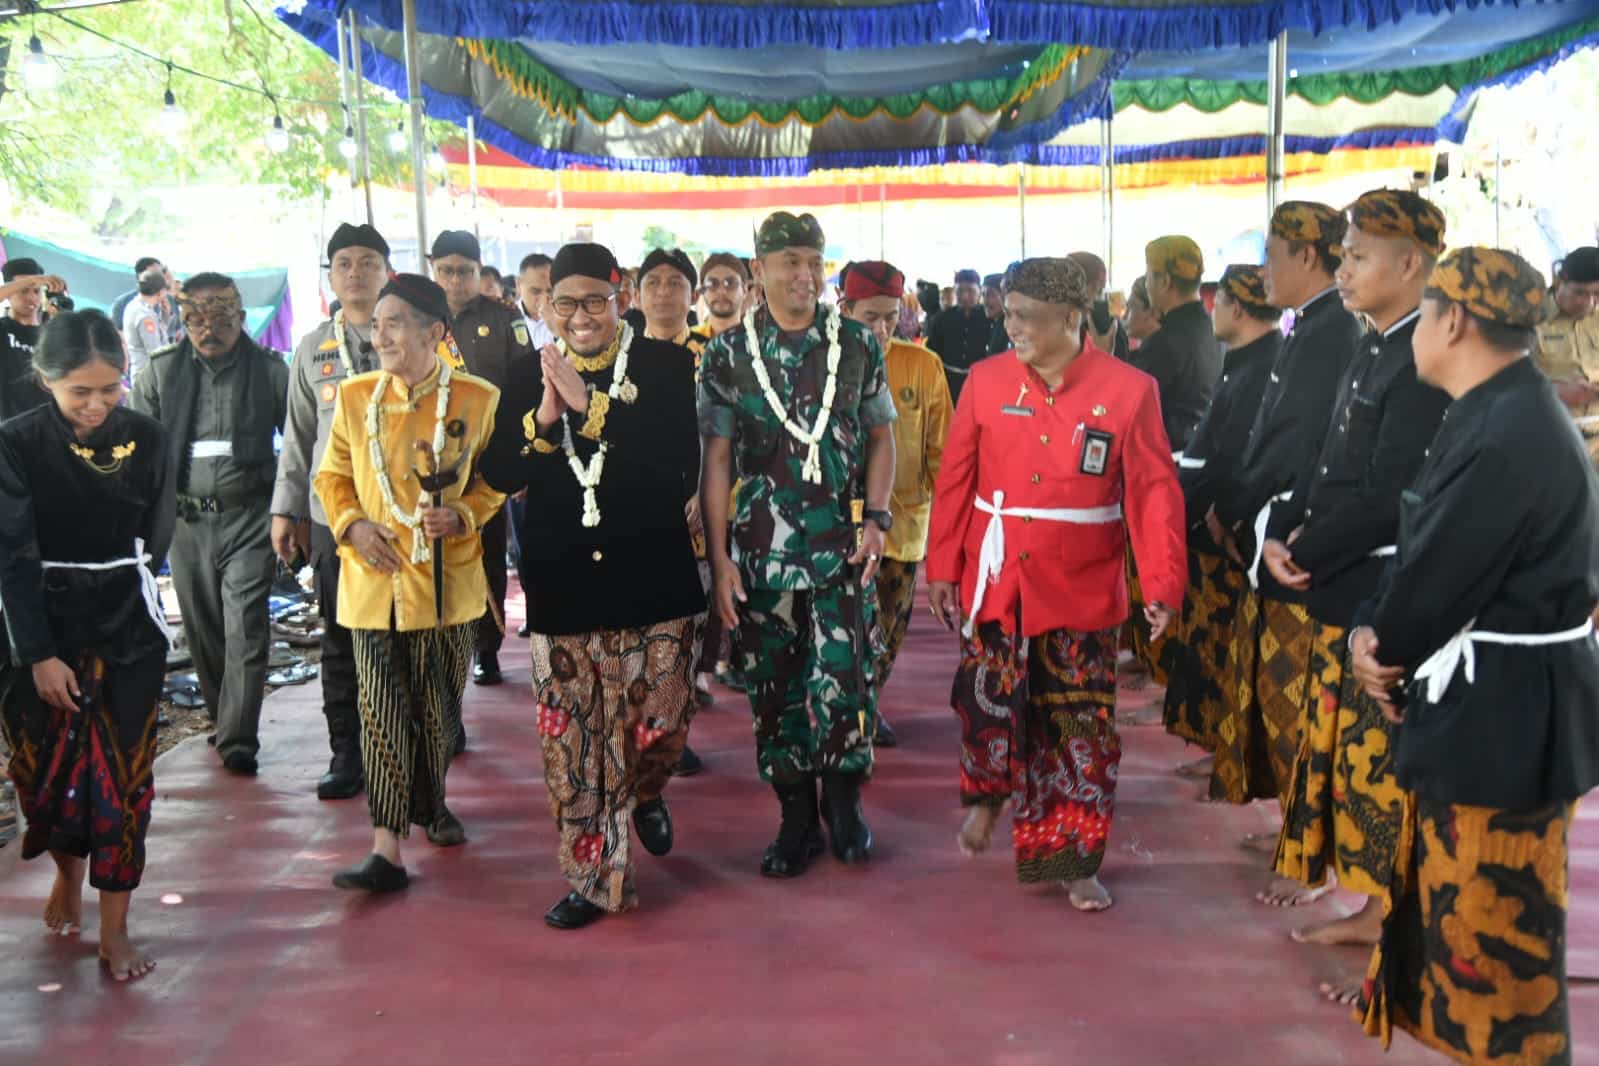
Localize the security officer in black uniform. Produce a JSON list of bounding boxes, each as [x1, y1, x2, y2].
[[428, 230, 535, 685]]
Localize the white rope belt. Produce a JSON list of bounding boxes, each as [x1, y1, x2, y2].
[[967, 490, 1123, 636], [1247, 492, 1293, 589], [1414, 618, 1595, 703], [41, 538, 176, 649]]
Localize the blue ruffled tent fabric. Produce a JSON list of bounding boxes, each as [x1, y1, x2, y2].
[[282, 0, 1599, 174]]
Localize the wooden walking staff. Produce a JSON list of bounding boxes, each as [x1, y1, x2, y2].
[[414, 435, 505, 635]]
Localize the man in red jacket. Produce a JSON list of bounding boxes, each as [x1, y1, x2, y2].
[[927, 257, 1186, 911]]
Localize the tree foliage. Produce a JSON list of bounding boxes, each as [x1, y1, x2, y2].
[[0, 0, 451, 235]]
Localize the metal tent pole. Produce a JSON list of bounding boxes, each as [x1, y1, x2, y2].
[[401, 0, 430, 273], [335, 16, 358, 220], [1100, 117, 1115, 285], [878, 181, 886, 260], [468, 115, 481, 240], [348, 9, 374, 226], [1266, 31, 1288, 222], [1017, 164, 1028, 259]]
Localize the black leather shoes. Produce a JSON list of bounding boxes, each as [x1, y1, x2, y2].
[[473, 654, 503, 686], [874, 715, 899, 748], [633, 797, 674, 856], [545, 891, 604, 930], [426, 807, 467, 847], [517, 622, 531, 638], [760, 778, 826, 879], [317, 749, 364, 800], [821, 771, 873, 864], [222, 752, 258, 776], [670, 746, 704, 777], [332, 853, 408, 893]]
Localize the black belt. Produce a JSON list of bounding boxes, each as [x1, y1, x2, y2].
[[177, 493, 267, 517]]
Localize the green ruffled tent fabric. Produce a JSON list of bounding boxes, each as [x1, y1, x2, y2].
[[473, 37, 1084, 125], [1114, 14, 1599, 113]]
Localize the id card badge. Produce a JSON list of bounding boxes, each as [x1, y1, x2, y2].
[[1080, 429, 1113, 476]]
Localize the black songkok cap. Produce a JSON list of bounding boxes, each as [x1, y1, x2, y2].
[[1560, 247, 1599, 284], [429, 229, 482, 263], [380, 273, 450, 325], [2, 258, 43, 283], [551, 243, 623, 287], [327, 222, 390, 262], [639, 247, 697, 289]]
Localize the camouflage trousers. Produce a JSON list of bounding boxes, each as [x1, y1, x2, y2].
[[734, 582, 880, 784]]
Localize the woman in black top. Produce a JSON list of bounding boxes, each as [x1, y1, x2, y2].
[[0, 310, 173, 981]]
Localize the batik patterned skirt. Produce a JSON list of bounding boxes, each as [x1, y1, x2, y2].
[[874, 557, 919, 687], [1162, 547, 1246, 750], [532, 613, 705, 912], [1210, 594, 1315, 805], [953, 620, 1121, 882], [1361, 797, 1577, 1066], [1275, 625, 1404, 896], [0, 649, 164, 892]]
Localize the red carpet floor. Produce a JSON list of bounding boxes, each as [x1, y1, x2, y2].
[[1, 591, 1594, 1066]]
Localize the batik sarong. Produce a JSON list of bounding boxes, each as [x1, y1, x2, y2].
[[953, 620, 1121, 882], [874, 558, 918, 687], [1275, 628, 1404, 895], [0, 649, 164, 892], [1162, 547, 1246, 750], [1361, 797, 1576, 1066], [352, 622, 474, 836], [532, 613, 705, 912], [1210, 594, 1314, 805]]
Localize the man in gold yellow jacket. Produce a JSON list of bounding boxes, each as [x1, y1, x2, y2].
[[1535, 246, 1599, 465], [314, 274, 504, 893], [841, 261, 953, 746]]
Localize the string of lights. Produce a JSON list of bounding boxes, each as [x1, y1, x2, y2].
[[9, 2, 449, 166]]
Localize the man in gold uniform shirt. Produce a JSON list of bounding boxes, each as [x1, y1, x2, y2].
[[315, 274, 504, 894], [1535, 246, 1599, 464]]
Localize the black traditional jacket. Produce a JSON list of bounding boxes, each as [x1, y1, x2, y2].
[[1130, 300, 1224, 453], [1179, 329, 1282, 551]]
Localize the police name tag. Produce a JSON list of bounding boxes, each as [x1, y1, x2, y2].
[[1081, 429, 1113, 476], [1001, 404, 1034, 417]]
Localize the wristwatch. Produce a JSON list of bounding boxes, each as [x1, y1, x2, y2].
[[862, 508, 893, 532]]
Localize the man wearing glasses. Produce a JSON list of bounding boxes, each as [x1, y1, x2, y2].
[[132, 273, 288, 776], [429, 230, 536, 689]]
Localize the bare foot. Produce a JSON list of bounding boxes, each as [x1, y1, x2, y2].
[[1115, 703, 1164, 727], [99, 930, 155, 982], [1174, 755, 1215, 780], [1318, 973, 1365, 1007], [957, 806, 1000, 858], [1256, 875, 1336, 908], [1292, 898, 1383, 946], [1239, 831, 1280, 855], [1065, 876, 1114, 912], [43, 855, 85, 936]]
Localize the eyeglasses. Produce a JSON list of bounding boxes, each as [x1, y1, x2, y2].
[[434, 265, 478, 281], [550, 293, 617, 317], [702, 277, 744, 291]]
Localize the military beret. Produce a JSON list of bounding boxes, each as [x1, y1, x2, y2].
[[1218, 264, 1277, 318], [1003, 257, 1090, 308], [429, 229, 481, 263], [755, 211, 825, 256], [327, 222, 390, 262], [1426, 247, 1549, 329], [982, 273, 1005, 290], [1345, 190, 1447, 258], [639, 248, 697, 289], [954, 268, 982, 286], [551, 243, 623, 287], [1145, 236, 1204, 284], [379, 273, 450, 325]]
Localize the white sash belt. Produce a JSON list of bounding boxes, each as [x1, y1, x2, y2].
[[1414, 618, 1595, 703], [41, 538, 176, 649], [189, 440, 233, 459], [967, 490, 1123, 636], [1247, 492, 1293, 589], [1178, 455, 1207, 470]]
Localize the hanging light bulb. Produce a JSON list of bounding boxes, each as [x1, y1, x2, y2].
[[336, 105, 358, 160], [157, 63, 184, 137], [23, 35, 57, 92], [386, 121, 408, 153], [266, 115, 291, 154]]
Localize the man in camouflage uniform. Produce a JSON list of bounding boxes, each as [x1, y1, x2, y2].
[[699, 211, 898, 878]]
